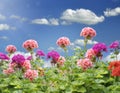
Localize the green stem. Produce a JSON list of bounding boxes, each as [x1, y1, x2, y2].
[[115, 54, 118, 61], [64, 47, 68, 58], [84, 38, 88, 51]]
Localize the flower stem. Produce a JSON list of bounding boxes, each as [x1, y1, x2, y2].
[[84, 38, 88, 51]]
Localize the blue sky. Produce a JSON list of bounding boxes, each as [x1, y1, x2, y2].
[[0, 0, 120, 54]]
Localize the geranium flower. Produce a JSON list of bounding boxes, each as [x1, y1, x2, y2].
[[24, 69, 38, 81], [0, 52, 9, 60], [6, 45, 17, 54], [77, 58, 93, 70], [80, 27, 96, 39], [56, 37, 70, 48], [22, 39, 38, 51]]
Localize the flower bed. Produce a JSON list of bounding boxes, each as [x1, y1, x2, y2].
[[0, 27, 120, 93]]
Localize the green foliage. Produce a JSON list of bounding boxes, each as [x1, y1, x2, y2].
[[0, 50, 120, 93]]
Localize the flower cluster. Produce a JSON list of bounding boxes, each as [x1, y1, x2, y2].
[[56, 37, 70, 49], [47, 50, 60, 61], [6, 45, 17, 54], [80, 27, 96, 39], [24, 69, 38, 81], [110, 41, 119, 49], [36, 50, 45, 57], [12, 54, 25, 66], [0, 52, 9, 60], [23, 39, 38, 51], [92, 43, 107, 58], [47, 50, 60, 64], [57, 56, 66, 66], [3, 68, 15, 75], [108, 61, 120, 76], [109, 41, 120, 56], [85, 48, 96, 61], [77, 58, 93, 70]]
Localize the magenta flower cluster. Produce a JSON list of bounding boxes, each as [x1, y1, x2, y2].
[[0, 52, 9, 60], [36, 50, 45, 57], [12, 54, 25, 66], [47, 50, 60, 61], [93, 43, 107, 53], [110, 41, 119, 49]]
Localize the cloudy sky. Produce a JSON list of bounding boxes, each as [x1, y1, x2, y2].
[[0, 0, 120, 54]]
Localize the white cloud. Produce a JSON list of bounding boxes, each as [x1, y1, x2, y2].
[[48, 46, 63, 52], [0, 24, 10, 30], [10, 15, 27, 22], [0, 36, 8, 40], [49, 18, 59, 25], [32, 18, 59, 26], [74, 39, 98, 46], [69, 43, 81, 50], [61, 8, 104, 25], [0, 24, 16, 31], [48, 47, 56, 51], [32, 18, 49, 25], [104, 7, 120, 17], [0, 14, 6, 20], [104, 53, 120, 62], [60, 21, 72, 25]]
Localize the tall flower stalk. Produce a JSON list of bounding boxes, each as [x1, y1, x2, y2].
[[80, 27, 96, 51], [109, 41, 120, 61], [56, 37, 70, 57]]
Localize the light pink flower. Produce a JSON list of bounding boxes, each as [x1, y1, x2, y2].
[[3, 68, 15, 75], [56, 37, 70, 48], [57, 56, 66, 66], [80, 27, 96, 39], [9, 62, 17, 68], [85, 49, 96, 60], [22, 39, 38, 51], [24, 69, 38, 81], [22, 60, 31, 70], [77, 58, 93, 70], [6, 45, 17, 53]]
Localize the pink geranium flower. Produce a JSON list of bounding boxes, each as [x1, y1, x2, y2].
[[80, 27, 96, 39], [85, 49, 96, 60], [6, 45, 17, 54], [77, 58, 93, 70], [57, 56, 66, 66], [56, 37, 71, 48], [22, 39, 38, 51], [3, 68, 15, 75], [24, 69, 38, 81], [22, 60, 31, 70]]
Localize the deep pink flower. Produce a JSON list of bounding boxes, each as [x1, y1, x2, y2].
[[92, 43, 107, 56], [56, 37, 71, 48], [22, 39, 38, 51], [24, 69, 38, 81], [36, 50, 45, 57], [12, 54, 25, 66], [22, 60, 31, 70], [77, 58, 93, 70], [6, 45, 17, 53], [110, 41, 119, 49], [3, 68, 15, 75], [85, 49, 96, 60], [80, 27, 96, 39], [47, 50, 60, 61], [57, 56, 66, 66], [0, 52, 9, 60], [26, 56, 32, 60]]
